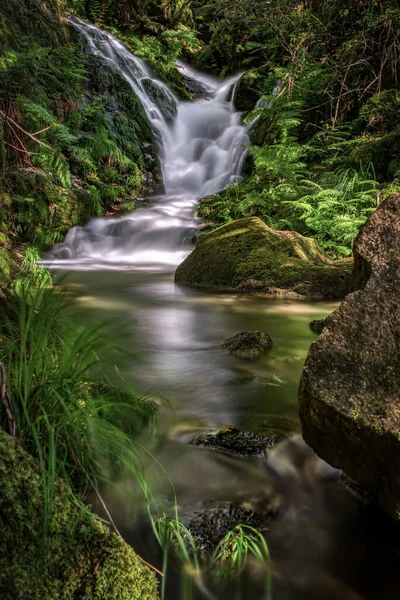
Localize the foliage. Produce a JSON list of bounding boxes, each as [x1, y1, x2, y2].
[[155, 517, 272, 600], [199, 90, 395, 257], [1, 285, 157, 539], [0, 0, 162, 269]]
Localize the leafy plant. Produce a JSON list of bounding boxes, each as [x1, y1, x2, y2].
[[2, 285, 157, 542]]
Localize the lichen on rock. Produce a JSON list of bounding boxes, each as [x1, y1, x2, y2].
[[299, 193, 400, 520], [0, 427, 159, 600], [175, 217, 352, 299]]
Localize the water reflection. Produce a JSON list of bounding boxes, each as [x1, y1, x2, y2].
[[57, 270, 336, 433]]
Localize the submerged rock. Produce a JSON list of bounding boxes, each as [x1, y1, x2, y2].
[[187, 502, 271, 554], [309, 319, 326, 335], [220, 330, 273, 359], [299, 193, 400, 519], [0, 427, 159, 599], [175, 217, 352, 299], [191, 426, 286, 457]]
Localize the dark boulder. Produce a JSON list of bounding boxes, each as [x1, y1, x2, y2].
[[299, 193, 400, 519], [220, 331, 273, 359], [191, 425, 286, 457]]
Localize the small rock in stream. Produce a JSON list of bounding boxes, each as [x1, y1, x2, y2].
[[220, 331, 273, 359], [186, 502, 272, 554], [190, 426, 286, 457], [309, 319, 326, 334]]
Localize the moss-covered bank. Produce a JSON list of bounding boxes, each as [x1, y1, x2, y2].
[[175, 217, 352, 299], [0, 426, 159, 599]]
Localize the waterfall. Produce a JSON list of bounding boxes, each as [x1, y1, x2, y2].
[[45, 18, 249, 271]]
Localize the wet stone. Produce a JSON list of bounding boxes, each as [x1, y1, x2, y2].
[[190, 426, 286, 457], [220, 331, 273, 359], [186, 502, 271, 554]]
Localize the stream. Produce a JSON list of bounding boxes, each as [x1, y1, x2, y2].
[[45, 19, 400, 600]]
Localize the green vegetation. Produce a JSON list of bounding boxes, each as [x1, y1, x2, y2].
[[155, 517, 272, 600], [1, 0, 400, 597], [1, 285, 156, 524], [193, 0, 400, 257], [0, 425, 159, 599]]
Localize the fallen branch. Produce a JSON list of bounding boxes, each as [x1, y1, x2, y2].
[[0, 110, 52, 150]]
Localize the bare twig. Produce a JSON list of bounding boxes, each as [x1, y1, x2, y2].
[[83, 467, 164, 577], [0, 110, 52, 149]]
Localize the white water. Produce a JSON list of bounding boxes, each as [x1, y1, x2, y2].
[[46, 18, 249, 270]]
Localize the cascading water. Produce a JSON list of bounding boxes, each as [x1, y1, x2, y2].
[[46, 18, 249, 270]]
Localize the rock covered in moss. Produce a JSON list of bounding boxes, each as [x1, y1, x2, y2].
[[220, 330, 273, 359], [0, 427, 159, 599], [0, 228, 18, 299], [234, 70, 268, 112], [299, 193, 400, 519], [190, 425, 286, 457], [175, 217, 352, 299]]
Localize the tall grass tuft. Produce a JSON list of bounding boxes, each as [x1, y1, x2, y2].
[[154, 517, 273, 600], [1, 284, 157, 544], [212, 525, 272, 599]]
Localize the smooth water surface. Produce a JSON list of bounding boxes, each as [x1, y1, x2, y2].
[[59, 270, 336, 435]]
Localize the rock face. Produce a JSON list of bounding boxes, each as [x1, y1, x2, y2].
[[220, 331, 273, 359], [175, 217, 352, 299], [299, 193, 400, 519]]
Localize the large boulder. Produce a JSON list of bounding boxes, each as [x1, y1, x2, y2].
[[299, 193, 400, 519], [175, 217, 352, 299]]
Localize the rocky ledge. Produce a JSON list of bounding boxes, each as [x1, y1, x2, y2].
[[299, 193, 400, 519], [175, 217, 352, 299]]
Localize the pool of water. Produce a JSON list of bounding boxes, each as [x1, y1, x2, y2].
[[57, 269, 336, 436], [53, 269, 400, 600]]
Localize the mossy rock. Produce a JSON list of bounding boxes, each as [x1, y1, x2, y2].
[[0, 427, 159, 599], [234, 69, 268, 112], [220, 330, 273, 359], [0, 235, 18, 299], [175, 217, 352, 299]]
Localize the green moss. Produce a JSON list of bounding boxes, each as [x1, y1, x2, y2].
[[0, 234, 18, 298], [175, 217, 352, 299], [0, 427, 159, 600]]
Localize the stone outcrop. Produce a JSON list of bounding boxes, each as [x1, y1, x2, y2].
[[175, 217, 352, 299], [299, 193, 400, 519]]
